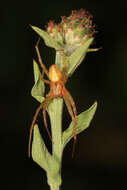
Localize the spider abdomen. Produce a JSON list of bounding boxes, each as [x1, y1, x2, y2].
[[50, 81, 66, 97]]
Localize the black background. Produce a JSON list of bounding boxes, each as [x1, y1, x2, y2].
[[1, 0, 127, 189]]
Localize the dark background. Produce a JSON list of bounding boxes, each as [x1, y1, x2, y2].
[[1, 0, 127, 189]]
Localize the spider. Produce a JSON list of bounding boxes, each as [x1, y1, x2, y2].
[[28, 38, 77, 157]]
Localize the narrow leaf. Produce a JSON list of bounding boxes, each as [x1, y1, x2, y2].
[[32, 124, 52, 171], [67, 38, 93, 76], [32, 125, 62, 186], [31, 25, 63, 50], [31, 60, 45, 103], [62, 101, 97, 149]]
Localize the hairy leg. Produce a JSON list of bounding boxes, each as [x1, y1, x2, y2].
[[41, 76, 51, 85], [65, 89, 77, 122], [41, 70, 44, 80], [42, 96, 53, 141], [41, 66, 50, 84], [61, 50, 67, 83], [63, 91, 77, 156], [62, 50, 66, 74], [28, 96, 52, 157], [28, 101, 44, 157], [35, 38, 49, 77]]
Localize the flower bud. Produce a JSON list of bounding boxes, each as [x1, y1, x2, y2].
[[46, 9, 95, 54], [47, 21, 64, 44]]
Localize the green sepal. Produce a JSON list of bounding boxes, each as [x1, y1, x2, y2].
[[31, 60, 45, 103], [31, 25, 63, 50], [67, 38, 93, 76], [62, 101, 97, 149], [87, 48, 101, 52]]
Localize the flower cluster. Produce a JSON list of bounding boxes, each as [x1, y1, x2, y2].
[[46, 9, 95, 52]]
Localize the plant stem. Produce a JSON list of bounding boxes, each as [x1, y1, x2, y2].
[[49, 98, 63, 164], [55, 51, 63, 71], [50, 184, 60, 190], [46, 51, 64, 190]]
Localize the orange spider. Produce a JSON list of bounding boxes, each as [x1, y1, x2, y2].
[[28, 39, 77, 157]]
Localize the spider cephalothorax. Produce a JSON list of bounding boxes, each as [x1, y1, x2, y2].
[[28, 39, 77, 157]]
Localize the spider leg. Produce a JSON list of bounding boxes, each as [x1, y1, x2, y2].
[[41, 78, 51, 85], [28, 101, 44, 157], [61, 50, 67, 83], [65, 90, 77, 122], [63, 90, 77, 156], [62, 50, 66, 74], [35, 38, 49, 77], [28, 96, 52, 157], [41, 70, 44, 80], [41, 65, 50, 84], [42, 95, 53, 141]]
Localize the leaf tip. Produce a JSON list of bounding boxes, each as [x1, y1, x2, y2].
[[29, 24, 32, 28], [30, 25, 36, 30], [33, 59, 37, 67], [92, 101, 98, 112], [93, 100, 98, 107]]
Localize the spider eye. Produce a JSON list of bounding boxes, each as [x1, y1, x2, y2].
[[49, 64, 61, 82]]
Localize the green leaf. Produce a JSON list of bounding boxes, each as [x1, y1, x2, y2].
[[32, 124, 62, 186], [31, 60, 45, 103], [62, 101, 97, 149], [31, 25, 63, 50], [32, 124, 52, 171], [67, 38, 93, 76]]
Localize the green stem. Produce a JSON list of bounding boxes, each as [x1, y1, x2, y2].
[[49, 98, 63, 163], [46, 51, 64, 190], [55, 51, 63, 71], [50, 184, 60, 190]]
